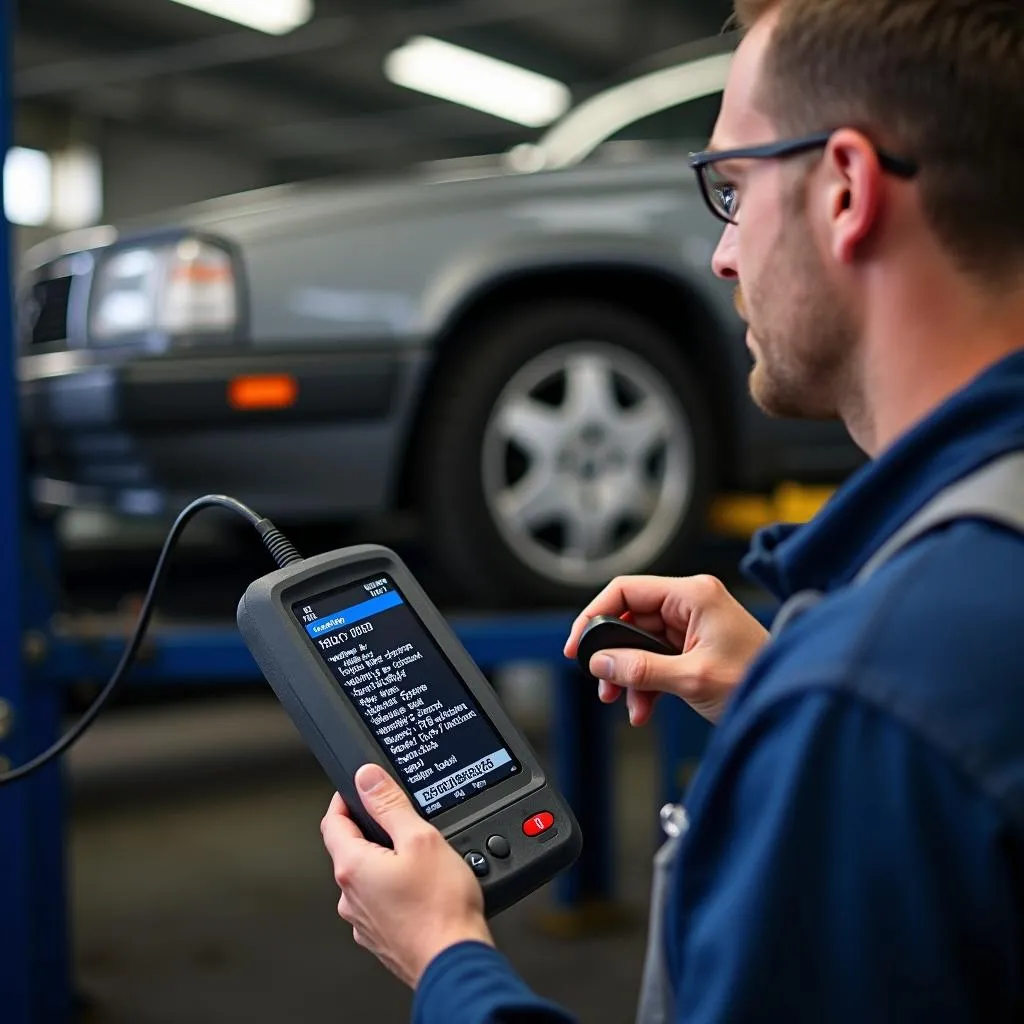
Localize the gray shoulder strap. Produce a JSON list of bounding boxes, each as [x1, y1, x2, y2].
[[769, 588, 826, 638], [854, 450, 1024, 585]]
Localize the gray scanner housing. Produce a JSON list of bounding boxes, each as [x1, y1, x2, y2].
[[237, 544, 582, 916]]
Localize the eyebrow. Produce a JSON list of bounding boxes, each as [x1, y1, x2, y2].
[[704, 139, 742, 161], [704, 144, 744, 176]]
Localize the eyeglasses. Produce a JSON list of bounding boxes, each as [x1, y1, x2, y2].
[[688, 130, 919, 225]]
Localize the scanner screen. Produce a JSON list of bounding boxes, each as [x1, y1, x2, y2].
[[295, 575, 520, 818]]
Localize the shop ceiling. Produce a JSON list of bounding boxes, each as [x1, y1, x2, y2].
[[15, 0, 732, 180]]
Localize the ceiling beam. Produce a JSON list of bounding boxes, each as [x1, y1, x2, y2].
[[15, 4, 383, 122], [16, 18, 356, 98]]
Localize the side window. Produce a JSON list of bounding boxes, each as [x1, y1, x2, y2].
[[604, 91, 723, 148]]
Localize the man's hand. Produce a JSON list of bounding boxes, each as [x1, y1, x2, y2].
[[320, 764, 494, 987], [565, 575, 770, 725]]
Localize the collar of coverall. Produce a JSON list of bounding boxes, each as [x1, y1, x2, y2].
[[741, 348, 1024, 602]]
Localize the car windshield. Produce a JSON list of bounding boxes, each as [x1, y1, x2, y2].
[[523, 39, 734, 171], [597, 91, 722, 151]]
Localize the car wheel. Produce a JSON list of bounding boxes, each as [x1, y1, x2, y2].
[[419, 301, 717, 607]]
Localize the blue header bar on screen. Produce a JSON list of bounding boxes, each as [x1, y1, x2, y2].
[[305, 590, 403, 637]]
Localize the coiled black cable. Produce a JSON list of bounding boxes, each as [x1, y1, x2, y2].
[[0, 494, 302, 786]]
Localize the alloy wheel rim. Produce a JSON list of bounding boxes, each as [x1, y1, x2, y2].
[[481, 341, 695, 586]]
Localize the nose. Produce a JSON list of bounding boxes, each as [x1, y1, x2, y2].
[[711, 224, 738, 281]]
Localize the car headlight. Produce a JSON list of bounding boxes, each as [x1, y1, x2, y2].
[[90, 237, 239, 342]]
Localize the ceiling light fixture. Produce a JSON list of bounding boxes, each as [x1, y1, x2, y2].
[[52, 146, 103, 230], [167, 0, 314, 36], [4, 147, 52, 227], [384, 36, 571, 128]]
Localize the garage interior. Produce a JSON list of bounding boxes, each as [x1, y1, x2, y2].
[[6, 2, 803, 1023], [15, 0, 733, 232]]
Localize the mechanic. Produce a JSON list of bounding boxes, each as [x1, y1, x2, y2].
[[319, 0, 1024, 1020]]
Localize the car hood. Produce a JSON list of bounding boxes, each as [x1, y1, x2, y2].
[[31, 149, 696, 267]]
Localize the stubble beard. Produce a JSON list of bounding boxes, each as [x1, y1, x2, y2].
[[743, 211, 854, 421]]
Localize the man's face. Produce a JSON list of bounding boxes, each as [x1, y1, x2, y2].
[[710, 13, 856, 420]]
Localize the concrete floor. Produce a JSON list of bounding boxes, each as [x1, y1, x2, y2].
[[68, 693, 664, 1024]]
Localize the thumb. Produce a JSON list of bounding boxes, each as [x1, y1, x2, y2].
[[355, 763, 423, 845], [589, 649, 686, 695]]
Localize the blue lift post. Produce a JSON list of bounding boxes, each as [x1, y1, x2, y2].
[[0, 5, 67, 1023], [0, 0, 74, 1016]]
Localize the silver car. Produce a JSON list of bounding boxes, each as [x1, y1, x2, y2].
[[18, 35, 859, 606]]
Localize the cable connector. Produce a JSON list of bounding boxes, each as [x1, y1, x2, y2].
[[255, 518, 303, 568]]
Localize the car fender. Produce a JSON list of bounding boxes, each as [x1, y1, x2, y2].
[[418, 228, 727, 336]]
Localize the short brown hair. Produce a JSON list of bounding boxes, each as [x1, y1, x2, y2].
[[732, 0, 1024, 283]]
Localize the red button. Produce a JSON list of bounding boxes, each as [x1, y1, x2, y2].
[[523, 811, 554, 837]]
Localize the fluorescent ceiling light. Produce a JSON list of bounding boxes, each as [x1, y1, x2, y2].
[[52, 145, 103, 230], [5, 147, 52, 227], [168, 0, 314, 35], [385, 36, 571, 128]]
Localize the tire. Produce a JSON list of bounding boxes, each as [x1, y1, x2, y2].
[[418, 300, 717, 608]]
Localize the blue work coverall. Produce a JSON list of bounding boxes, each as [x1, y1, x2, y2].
[[413, 348, 1024, 1023]]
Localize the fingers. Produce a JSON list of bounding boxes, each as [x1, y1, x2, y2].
[[322, 795, 368, 841], [355, 764, 428, 847], [628, 611, 672, 637], [626, 689, 659, 727], [322, 794, 372, 891], [599, 680, 658, 724], [588, 648, 691, 696], [625, 688, 642, 724], [564, 576, 672, 657], [321, 793, 365, 846]]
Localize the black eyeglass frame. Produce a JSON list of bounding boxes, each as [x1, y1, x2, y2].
[[687, 130, 919, 225]]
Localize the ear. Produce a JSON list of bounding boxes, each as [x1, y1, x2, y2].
[[822, 128, 884, 265]]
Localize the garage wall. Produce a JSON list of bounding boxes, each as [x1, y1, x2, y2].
[[14, 119, 277, 260], [101, 124, 275, 223]]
